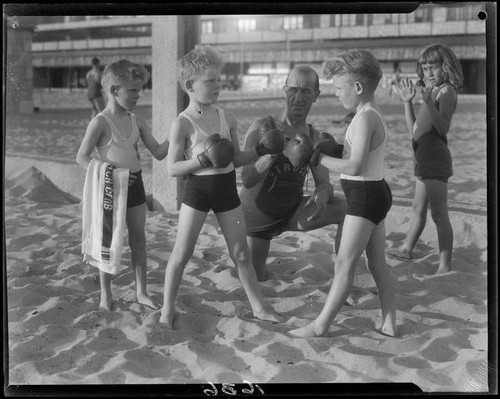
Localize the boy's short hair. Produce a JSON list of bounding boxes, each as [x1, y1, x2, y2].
[[101, 59, 148, 94], [91, 57, 100, 66], [322, 49, 382, 93], [177, 45, 224, 93]]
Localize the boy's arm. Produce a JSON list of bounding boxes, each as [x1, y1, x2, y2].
[[167, 117, 204, 177], [421, 85, 456, 137], [241, 119, 277, 188], [310, 129, 334, 201], [226, 111, 260, 168], [319, 112, 372, 176], [76, 117, 106, 169], [137, 116, 169, 160]]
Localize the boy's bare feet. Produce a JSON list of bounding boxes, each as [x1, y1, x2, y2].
[[253, 307, 285, 323], [289, 321, 327, 338], [159, 309, 176, 328], [434, 265, 452, 275], [137, 294, 160, 310], [388, 247, 412, 260], [375, 325, 399, 338], [99, 296, 113, 311]]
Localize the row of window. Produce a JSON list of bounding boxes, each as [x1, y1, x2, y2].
[[32, 24, 152, 43], [202, 6, 479, 34], [33, 5, 481, 43]]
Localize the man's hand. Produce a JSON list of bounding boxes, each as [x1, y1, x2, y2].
[[305, 189, 330, 222]]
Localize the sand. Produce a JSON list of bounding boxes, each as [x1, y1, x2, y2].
[[4, 97, 491, 393]]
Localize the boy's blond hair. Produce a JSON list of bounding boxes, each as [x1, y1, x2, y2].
[[101, 59, 148, 96], [177, 45, 224, 93], [322, 49, 382, 93]]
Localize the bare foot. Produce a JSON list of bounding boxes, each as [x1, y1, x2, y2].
[[388, 247, 412, 260], [435, 265, 452, 275], [253, 307, 285, 323], [375, 324, 399, 338], [289, 322, 327, 338], [137, 294, 160, 310], [99, 296, 113, 311], [159, 309, 176, 328], [345, 292, 356, 306]]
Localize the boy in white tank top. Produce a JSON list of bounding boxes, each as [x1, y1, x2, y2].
[[290, 49, 397, 338], [77, 59, 169, 311], [159, 45, 284, 328]]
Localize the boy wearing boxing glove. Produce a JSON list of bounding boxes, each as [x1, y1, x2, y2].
[[160, 45, 284, 328]]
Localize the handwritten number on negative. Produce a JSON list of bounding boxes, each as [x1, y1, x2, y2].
[[203, 381, 264, 396]]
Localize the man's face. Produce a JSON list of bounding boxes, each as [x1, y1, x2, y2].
[[284, 70, 319, 120]]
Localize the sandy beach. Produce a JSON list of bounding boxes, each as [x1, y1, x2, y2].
[[4, 95, 491, 393]]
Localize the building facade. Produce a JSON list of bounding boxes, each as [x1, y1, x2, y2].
[[28, 3, 487, 109]]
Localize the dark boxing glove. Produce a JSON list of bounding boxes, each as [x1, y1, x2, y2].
[[283, 132, 314, 169], [310, 132, 344, 166], [197, 134, 235, 168], [309, 132, 344, 167], [255, 116, 285, 156]]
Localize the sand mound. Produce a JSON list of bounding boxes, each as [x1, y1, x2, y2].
[[5, 166, 79, 205]]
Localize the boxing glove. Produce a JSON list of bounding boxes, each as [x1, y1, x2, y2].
[[197, 134, 235, 168], [283, 132, 314, 169], [309, 132, 344, 166], [254, 116, 285, 156]]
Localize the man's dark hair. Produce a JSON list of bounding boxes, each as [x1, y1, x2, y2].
[[91, 57, 101, 66]]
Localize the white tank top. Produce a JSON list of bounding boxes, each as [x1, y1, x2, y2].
[[340, 106, 387, 181], [181, 107, 235, 176], [96, 112, 141, 172]]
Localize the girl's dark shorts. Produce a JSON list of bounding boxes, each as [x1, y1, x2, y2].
[[183, 170, 241, 213], [127, 170, 147, 208], [341, 178, 392, 225]]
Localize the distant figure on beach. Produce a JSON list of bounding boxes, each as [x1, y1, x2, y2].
[[159, 45, 284, 328], [389, 67, 403, 99], [77, 59, 169, 311], [239, 65, 347, 281], [389, 43, 464, 274], [289, 49, 397, 338], [86, 57, 106, 119]]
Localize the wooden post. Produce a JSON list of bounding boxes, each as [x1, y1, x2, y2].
[[151, 16, 200, 212]]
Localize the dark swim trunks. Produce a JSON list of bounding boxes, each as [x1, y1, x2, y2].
[[341, 178, 392, 225], [127, 170, 146, 208], [183, 170, 241, 213]]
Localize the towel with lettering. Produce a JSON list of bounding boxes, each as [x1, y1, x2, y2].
[[82, 158, 129, 275]]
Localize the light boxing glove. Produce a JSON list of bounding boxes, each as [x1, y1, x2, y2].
[[197, 134, 235, 168], [255, 116, 285, 156], [309, 132, 344, 167], [283, 132, 314, 169]]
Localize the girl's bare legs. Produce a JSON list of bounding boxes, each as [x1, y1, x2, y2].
[[391, 179, 428, 259], [289, 215, 375, 337], [127, 203, 160, 309], [365, 221, 397, 336], [159, 205, 207, 327], [99, 270, 113, 310], [217, 206, 283, 323], [424, 179, 453, 273]]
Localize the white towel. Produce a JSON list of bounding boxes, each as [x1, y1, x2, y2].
[[82, 158, 129, 275]]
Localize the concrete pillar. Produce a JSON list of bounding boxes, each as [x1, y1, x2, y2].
[[151, 16, 200, 213], [5, 16, 36, 115]]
